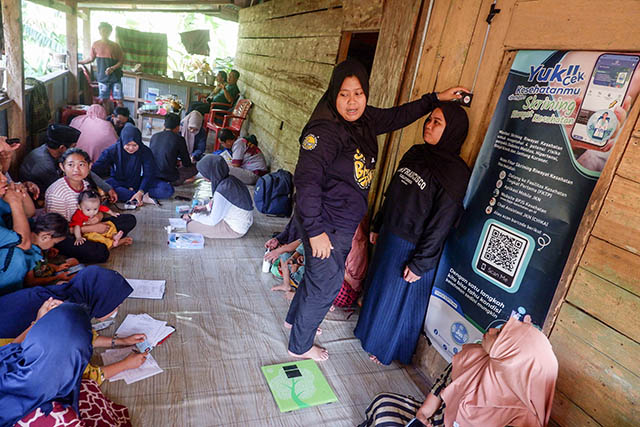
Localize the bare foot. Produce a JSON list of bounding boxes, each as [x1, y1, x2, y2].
[[283, 291, 295, 302], [284, 321, 322, 335], [271, 283, 290, 292], [288, 345, 329, 361], [111, 230, 124, 247], [369, 355, 384, 365], [118, 236, 134, 246]]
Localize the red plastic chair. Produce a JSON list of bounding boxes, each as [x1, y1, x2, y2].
[[80, 64, 116, 105], [206, 99, 252, 150]]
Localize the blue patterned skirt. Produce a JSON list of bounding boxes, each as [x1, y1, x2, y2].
[[354, 228, 435, 365]]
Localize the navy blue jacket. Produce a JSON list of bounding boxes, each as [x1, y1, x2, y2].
[[294, 93, 439, 237]]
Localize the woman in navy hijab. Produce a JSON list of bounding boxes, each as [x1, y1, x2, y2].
[[0, 303, 92, 426], [93, 123, 174, 204], [0, 265, 134, 338]]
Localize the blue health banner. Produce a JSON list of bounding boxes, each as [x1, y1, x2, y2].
[[425, 50, 640, 361]]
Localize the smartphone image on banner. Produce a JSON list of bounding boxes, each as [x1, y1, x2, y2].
[[571, 53, 640, 148]]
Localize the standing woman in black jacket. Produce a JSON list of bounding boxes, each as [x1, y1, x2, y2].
[[354, 103, 471, 365], [286, 58, 467, 361]]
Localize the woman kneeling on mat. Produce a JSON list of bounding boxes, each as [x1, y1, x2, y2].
[[355, 103, 471, 366], [285, 57, 468, 362], [183, 154, 254, 239]]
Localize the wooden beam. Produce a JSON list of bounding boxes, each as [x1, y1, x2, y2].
[[81, 9, 91, 60], [66, 0, 79, 104], [79, 0, 233, 5], [2, 0, 26, 158], [28, 0, 87, 19]]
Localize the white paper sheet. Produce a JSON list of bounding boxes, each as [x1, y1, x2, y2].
[[101, 347, 163, 384], [169, 218, 187, 229], [115, 313, 175, 348], [126, 279, 166, 300]]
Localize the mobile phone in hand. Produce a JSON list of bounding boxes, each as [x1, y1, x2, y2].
[[6, 138, 20, 146], [406, 418, 426, 427]]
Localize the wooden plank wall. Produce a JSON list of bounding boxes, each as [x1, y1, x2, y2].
[[236, 0, 383, 171], [547, 124, 640, 427]]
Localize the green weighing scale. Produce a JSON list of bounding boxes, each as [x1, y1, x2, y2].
[[261, 359, 338, 412]]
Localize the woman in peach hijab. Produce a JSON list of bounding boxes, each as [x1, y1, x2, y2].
[[359, 315, 558, 427], [417, 315, 558, 427], [71, 104, 118, 162]]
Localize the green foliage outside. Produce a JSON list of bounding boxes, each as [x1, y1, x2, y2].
[[21, 1, 238, 80]]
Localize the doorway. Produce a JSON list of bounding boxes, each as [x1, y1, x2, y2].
[[337, 31, 379, 75]]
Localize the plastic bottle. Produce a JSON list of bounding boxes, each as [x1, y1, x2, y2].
[[262, 249, 271, 273]]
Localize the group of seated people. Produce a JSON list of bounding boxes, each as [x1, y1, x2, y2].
[[0, 89, 273, 423], [0, 87, 559, 425]]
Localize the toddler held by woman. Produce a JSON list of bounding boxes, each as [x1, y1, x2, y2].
[[70, 190, 126, 248]]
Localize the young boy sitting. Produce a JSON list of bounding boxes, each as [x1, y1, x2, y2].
[[24, 213, 81, 287], [70, 190, 127, 248]]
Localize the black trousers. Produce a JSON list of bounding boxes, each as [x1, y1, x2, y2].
[[55, 213, 137, 264], [286, 219, 354, 354]]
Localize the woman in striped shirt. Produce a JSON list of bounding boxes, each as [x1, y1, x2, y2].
[[45, 148, 136, 263]]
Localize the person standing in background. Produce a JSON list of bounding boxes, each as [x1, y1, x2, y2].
[[79, 22, 124, 106]]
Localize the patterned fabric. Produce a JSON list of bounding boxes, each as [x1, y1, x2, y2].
[[115, 27, 167, 76], [358, 392, 422, 427], [428, 364, 452, 426], [15, 402, 82, 427], [332, 280, 360, 307], [25, 77, 52, 145], [15, 380, 131, 427], [77, 380, 131, 427]]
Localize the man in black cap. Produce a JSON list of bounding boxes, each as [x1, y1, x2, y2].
[[105, 106, 135, 136], [149, 113, 197, 187], [19, 124, 117, 201]]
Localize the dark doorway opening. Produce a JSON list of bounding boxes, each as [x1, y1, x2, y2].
[[337, 31, 379, 75]]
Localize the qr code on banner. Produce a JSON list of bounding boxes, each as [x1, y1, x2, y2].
[[480, 224, 529, 276]]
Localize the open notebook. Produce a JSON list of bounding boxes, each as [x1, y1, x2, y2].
[[261, 359, 338, 412]]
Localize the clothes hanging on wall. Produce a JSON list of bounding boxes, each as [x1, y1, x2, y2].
[[180, 29, 210, 56], [115, 27, 168, 76]]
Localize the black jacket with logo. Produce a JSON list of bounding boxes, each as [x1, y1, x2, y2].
[[372, 145, 463, 275], [294, 93, 439, 238]]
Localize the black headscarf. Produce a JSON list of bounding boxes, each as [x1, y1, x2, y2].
[[196, 154, 254, 211], [301, 59, 378, 168], [400, 102, 471, 203]]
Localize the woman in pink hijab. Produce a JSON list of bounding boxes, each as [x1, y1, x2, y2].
[[70, 104, 118, 162], [359, 316, 558, 427], [417, 315, 558, 427]]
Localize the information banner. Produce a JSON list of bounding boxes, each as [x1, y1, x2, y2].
[[425, 50, 640, 361]]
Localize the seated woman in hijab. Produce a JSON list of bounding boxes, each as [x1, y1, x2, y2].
[[355, 104, 471, 366], [93, 123, 174, 205], [182, 154, 254, 239], [359, 316, 558, 427], [0, 302, 92, 426], [70, 104, 118, 162], [0, 266, 148, 385], [181, 110, 207, 162]]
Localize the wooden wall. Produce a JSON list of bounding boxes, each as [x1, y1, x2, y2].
[[236, 0, 383, 171], [238, 1, 640, 425]]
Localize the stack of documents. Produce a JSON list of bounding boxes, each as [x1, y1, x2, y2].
[[102, 314, 175, 384]]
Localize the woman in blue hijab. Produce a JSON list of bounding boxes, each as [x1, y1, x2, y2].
[[183, 154, 254, 239], [0, 302, 92, 426], [93, 123, 174, 204], [0, 265, 133, 338], [0, 265, 148, 385]]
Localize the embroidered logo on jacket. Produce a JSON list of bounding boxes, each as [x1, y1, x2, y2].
[[302, 134, 318, 150], [353, 149, 374, 190]]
